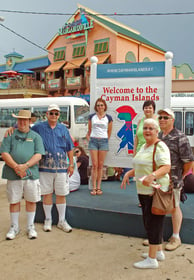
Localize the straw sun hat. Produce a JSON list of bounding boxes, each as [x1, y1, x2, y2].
[[12, 110, 31, 119]]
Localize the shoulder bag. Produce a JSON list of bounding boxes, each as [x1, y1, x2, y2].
[[151, 141, 175, 215]]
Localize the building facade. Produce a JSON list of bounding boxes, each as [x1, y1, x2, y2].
[[44, 4, 165, 98], [1, 4, 194, 100]]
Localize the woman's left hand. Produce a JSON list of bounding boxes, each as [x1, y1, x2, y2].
[[120, 173, 130, 189], [142, 174, 154, 187]]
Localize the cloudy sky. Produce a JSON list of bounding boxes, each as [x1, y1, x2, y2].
[[0, 0, 194, 68]]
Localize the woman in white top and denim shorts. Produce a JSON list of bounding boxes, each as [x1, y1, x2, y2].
[[87, 98, 113, 195]]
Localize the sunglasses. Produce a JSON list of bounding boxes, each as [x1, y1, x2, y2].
[[22, 169, 32, 180], [15, 135, 27, 142], [97, 104, 104, 107], [49, 112, 59, 116], [143, 127, 155, 131], [75, 150, 80, 153], [158, 116, 171, 120]]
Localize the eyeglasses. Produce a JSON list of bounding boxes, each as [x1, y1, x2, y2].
[[49, 112, 59, 116], [143, 127, 155, 131], [15, 135, 27, 142], [97, 104, 104, 107], [75, 150, 80, 154], [158, 116, 171, 120]]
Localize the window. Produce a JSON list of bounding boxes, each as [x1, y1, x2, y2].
[[74, 105, 89, 124], [73, 46, 85, 58], [0, 108, 30, 128], [125, 51, 136, 63], [185, 112, 194, 135], [174, 111, 182, 131], [143, 57, 151, 62], [33, 106, 70, 124], [54, 48, 66, 61], [94, 41, 109, 54]]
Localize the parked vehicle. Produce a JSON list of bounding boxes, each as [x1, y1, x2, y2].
[[0, 96, 89, 146], [171, 96, 194, 149]]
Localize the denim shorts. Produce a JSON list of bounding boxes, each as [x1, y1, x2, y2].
[[88, 137, 109, 151]]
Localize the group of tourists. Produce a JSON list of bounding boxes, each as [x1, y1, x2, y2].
[[0, 97, 193, 271]]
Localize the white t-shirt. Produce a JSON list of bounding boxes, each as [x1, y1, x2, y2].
[[89, 113, 113, 138]]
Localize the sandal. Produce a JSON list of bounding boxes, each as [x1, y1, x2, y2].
[[96, 189, 103, 195], [90, 189, 97, 195]]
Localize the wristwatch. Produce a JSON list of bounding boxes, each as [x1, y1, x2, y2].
[[152, 172, 157, 178]]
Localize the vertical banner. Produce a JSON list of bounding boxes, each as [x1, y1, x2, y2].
[[90, 54, 172, 167]]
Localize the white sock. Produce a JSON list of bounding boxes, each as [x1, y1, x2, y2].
[[43, 204, 52, 220], [157, 250, 164, 256], [26, 212, 36, 227], [172, 233, 180, 239], [10, 212, 20, 228], [148, 257, 157, 262], [56, 203, 66, 223]]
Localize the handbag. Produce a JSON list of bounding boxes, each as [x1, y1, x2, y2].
[[151, 141, 175, 215]]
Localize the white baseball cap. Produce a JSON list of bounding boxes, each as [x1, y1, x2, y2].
[[157, 108, 175, 119], [48, 104, 60, 112]]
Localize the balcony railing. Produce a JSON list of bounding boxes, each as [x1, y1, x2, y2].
[[65, 76, 85, 89], [0, 75, 87, 92], [0, 78, 45, 90]]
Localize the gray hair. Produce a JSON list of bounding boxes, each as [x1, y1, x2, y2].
[[143, 118, 159, 131]]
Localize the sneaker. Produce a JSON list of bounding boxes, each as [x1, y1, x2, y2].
[[28, 224, 37, 239], [57, 220, 72, 233], [142, 239, 149, 246], [6, 224, 20, 240], [142, 251, 165, 261], [165, 236, 181, 251], [43, 219, 52, 232], [133, 257, 159, 269]]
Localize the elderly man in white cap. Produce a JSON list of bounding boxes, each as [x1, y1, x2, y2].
[[0, 110, 45, 240], [31, 104, 74, 233], [157, 108, 194, 251]]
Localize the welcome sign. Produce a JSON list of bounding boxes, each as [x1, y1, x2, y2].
[[90, 55, 172, 167]]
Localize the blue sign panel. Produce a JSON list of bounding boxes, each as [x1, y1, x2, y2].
[[97, 61, 165, 79]]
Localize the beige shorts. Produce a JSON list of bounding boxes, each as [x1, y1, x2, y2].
[[39, 172, 69, 196], [7, 179, 41, 204], [173, 188, 181, 207]]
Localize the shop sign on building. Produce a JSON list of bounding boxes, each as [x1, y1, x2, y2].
[[48, 79, 60, 89], [67, 77, 81, 87], [58, 9, 94, 36]]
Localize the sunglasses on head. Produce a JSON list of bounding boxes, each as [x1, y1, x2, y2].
[[49, 112, 59, 116], [158, 116, 171, 120]]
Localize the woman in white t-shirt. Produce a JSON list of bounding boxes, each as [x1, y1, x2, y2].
[[87, 98, 113, 195]]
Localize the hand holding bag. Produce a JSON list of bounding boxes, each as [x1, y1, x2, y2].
[[151, 141, 175, 215]]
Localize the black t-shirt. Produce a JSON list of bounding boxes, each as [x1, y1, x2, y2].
[[77, 155, 89, 184]]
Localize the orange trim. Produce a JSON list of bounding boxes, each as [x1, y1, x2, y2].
[[44, 61, 66, 72], [85, 54, 110, 67], [63, 58, 88, 70]]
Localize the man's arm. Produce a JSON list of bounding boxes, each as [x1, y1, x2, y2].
[[67, 150, 74, 177], [1, 152, 42, 178], [183, 161, 194, 178]]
